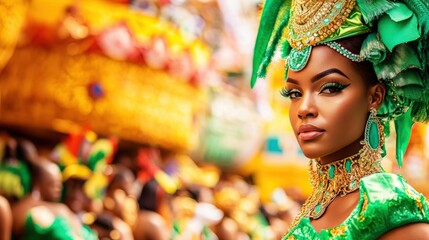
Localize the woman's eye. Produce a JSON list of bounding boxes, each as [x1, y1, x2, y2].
[[320, 82, 350, 94], [280, 87, 302, 99]]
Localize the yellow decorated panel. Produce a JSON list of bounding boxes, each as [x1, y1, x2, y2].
[[0, 46, 206, 151]]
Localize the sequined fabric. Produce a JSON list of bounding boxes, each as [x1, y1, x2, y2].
[[283, 173, 429, 239]]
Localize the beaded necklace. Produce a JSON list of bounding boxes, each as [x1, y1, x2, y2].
[[286, 142, 383, 233]]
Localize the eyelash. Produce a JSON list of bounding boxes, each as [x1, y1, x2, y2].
[[280, 87, 300, 99], [320, 82, 350, 94], [280, 82, 350, 99]]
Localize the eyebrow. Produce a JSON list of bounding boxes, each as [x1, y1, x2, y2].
[[286, 68, 350, 84]]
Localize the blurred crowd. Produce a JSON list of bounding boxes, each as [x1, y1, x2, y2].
[[0, 129, 303, 240]]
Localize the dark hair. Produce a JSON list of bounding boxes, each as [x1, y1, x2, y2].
[[335, 34, 379, 86], [92, 213, 115, 231]]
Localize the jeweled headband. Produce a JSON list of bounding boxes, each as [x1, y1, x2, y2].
[[251, 0, 429, 165]]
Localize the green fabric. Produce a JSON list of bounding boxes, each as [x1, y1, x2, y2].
[[249, 212, 272, 239], [360, 33, 387, 64], [0, 162, 31, 199], [170, 220, 218, 240], [378, 3, 420, 51], [394, 109, 414, 167], [20, 212, 98, 240], [319, 6, 371, 44], [80, 224, 99, 240], [283, 173, 429, 239], [21, 214, 76, 240]]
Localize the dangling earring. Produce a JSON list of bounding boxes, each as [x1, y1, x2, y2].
[[364, 108, 384, 151]]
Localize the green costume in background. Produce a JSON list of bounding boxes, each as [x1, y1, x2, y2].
[[284, 173, 429, 239], [0, 153, 98, 240], [20, 213, 97, 240]]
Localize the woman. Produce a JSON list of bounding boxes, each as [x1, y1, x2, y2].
[[251, 0, 429, 239], [11, 159, 95, 240]]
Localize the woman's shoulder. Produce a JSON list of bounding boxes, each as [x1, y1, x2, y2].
[[27, 205, 56, 229], [353, 172, 429, 238], [0, 195, 11, 217], [359, 172, 429, 217], [360, 172, 426, 202], [21, 205, 77, 240]]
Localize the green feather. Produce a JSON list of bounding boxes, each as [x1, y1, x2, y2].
[[403, 0, 429, 72], [356, 0, 397, 22], [394, 109, 414, 167], [412, 101, 429, 122], [251, 0, 284, 88], [258, 19, 289, 79], [402, 0, 429, 122]]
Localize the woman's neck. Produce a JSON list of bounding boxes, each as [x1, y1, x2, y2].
[[30, 187, 42, 201], [318, 137, 364, 165]]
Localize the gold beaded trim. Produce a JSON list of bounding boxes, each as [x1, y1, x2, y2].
[[284, 142, 383, 236], [288, 0, 356, 50]]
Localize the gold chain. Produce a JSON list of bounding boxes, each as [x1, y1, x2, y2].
[[285, 142, 383, 235]]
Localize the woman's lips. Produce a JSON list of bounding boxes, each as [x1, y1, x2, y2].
[[298, 124, 325, 141]]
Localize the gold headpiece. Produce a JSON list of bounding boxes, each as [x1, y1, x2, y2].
[[288, 0, 357, 50], [285, 0, 370, 71]]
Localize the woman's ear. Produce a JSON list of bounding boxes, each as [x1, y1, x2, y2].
[[368, 83, 386, 110]]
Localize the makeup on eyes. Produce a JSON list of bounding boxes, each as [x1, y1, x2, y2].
[[280, 87, 300, 98], [280, 81, 350, 99], [319, 81, 350, 94]]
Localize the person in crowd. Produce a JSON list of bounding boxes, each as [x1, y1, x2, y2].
[[133, 148, 172, 240], [0, 133, 13, 239], [133, 207, 170, 240], [31, 157, 63, 202], [0, 194, 12, 240], [54, 130, 117, 224], [252, 0, 429, 238], [94, 165, 136, 240], [0, 138, 97, 239], [212, 174, 270, 240], [170, 186, 222, 240]]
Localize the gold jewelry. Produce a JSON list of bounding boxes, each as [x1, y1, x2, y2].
[[285, 142, 383, 234], [288, 0, 356, 50]]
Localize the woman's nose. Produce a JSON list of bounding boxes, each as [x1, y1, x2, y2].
[[297, 93, 318, 119]]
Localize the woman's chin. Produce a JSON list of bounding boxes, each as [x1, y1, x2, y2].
[[301, 152, 320, 159], [298, 146, 325, 159]]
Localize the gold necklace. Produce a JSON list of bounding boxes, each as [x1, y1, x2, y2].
[[285, 142, 383, 234]]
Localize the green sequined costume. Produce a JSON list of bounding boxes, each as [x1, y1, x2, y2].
[[19, 212, 98, 240], [283, 173, 429, 239]]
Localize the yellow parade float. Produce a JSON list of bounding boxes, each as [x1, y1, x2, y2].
[[0, 0, 211, 152]]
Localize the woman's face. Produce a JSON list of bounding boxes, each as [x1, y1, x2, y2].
[[39, 160, 63, 202], [285, 46, 372, 161]]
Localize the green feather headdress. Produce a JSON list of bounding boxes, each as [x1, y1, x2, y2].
[[251, 0, 429, 166]]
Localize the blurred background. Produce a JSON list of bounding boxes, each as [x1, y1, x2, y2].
[[0, 0, 428, 239]]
